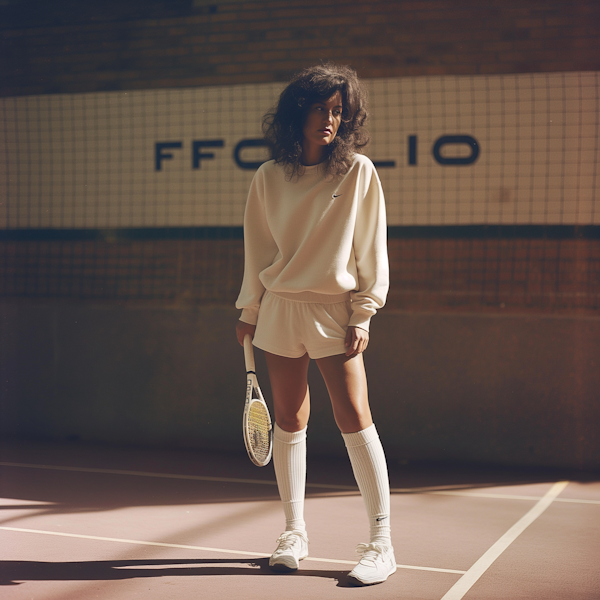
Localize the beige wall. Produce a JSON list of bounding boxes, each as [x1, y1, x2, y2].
[[2, 72, 598, 229]]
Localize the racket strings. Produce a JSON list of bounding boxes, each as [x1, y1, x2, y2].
[[247, 400, 271, 463]]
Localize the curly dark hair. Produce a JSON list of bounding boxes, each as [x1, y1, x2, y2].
[[263, 63, 369, 178]]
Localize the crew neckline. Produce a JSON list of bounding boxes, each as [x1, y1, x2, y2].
[[301, 162, 324, 173]]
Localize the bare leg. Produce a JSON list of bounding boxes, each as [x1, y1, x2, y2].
[[265, 351, 311, 432], [315, 353, 372, 433]]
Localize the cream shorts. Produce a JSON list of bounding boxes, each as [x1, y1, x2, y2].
[[253, 290, 352, 359]]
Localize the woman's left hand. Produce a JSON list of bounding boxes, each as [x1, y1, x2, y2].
[[345, 326, 369, 357]]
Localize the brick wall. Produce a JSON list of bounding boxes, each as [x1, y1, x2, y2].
[[3, 235, 599, 312], [1, 0, 599, 97]]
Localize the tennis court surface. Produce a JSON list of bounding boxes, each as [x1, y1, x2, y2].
[[1, 439, 598, 600]]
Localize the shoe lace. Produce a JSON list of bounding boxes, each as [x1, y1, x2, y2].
[[275, 530, 308, 551], [355, 542, 387, 565]]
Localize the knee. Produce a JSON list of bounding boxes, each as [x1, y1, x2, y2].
[[334, 406, 373, 434], [275, 414, 307, 433]]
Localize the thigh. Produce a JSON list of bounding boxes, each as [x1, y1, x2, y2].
[[316, 353, 373, 434], [265, 351, 311, 432]]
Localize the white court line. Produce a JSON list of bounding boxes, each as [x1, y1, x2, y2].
[[440, 481, 569, 600], [431, 491, 548, 501], [431, 490, 600, 505], [553, 497, 600, 505], [2, 462, 598, 504], [0, 526, 466, 574]]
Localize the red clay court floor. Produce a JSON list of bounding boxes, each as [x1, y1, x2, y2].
[[0, 439, 599, 599]]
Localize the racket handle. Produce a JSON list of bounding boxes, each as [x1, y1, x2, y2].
[[243, 335, 256, 373]]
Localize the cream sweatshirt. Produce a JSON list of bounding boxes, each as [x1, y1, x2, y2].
[[235, 154, 389, 332]]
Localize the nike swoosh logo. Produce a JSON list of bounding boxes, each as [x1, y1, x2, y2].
[[376, 516, 387, 521], [332, 193, 342, 198]]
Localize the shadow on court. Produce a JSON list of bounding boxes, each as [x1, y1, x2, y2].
[[0, 557, 356, 587]]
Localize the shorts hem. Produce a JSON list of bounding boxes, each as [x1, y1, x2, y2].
[[308, 344, 348, 360], [252, 338, 308, 359], [252, 339, 347, 360]]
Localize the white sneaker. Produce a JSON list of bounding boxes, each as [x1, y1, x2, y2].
[[348, 542, 397, 585], [268, 530, 309, 572]]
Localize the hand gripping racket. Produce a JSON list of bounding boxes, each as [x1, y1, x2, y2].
[[243, 335, 273, 467]]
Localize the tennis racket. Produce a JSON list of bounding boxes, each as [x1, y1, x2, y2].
[[243, 335, 273, 467]]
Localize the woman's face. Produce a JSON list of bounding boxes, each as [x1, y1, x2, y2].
[[302, 91, 343, 149]]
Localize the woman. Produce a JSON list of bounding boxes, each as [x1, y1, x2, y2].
[[235, 63, 394, 586]]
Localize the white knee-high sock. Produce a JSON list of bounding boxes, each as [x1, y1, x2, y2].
[[273, 423, 307, 532], [342, 424, 391, 545]]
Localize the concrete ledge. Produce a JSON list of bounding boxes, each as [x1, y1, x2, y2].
[[1, 302, 599, 469]]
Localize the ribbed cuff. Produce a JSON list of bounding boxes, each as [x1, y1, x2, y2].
[[342, 423, 379, 448], [274, 423, 307, 444], [239, 308, 259, 326], [348, 311, 372, 332]]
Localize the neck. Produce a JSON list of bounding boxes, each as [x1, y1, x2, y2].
[[301, 140, 325, 166]]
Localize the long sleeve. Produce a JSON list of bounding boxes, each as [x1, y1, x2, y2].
[[235, 168, 279, 325], [348, 164, 389, 331]]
